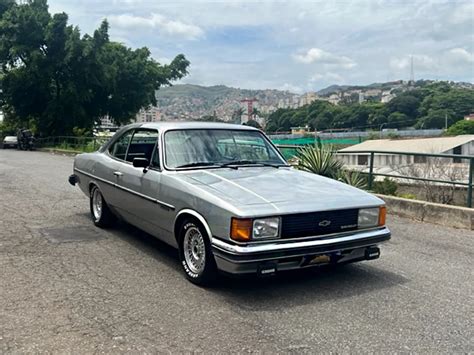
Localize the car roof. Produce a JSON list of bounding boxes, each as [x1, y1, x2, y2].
[[133, 121, 260, 132]]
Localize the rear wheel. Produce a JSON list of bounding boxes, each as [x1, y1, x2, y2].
[[178, 219, 217, 286], [90, 185, 115, 228]]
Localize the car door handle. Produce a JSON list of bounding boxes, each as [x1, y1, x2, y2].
[[113, 171, 123, 177]]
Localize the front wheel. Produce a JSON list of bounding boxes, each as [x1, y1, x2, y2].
[[90, 185, 115, 228], [178, 219, 218, 286]]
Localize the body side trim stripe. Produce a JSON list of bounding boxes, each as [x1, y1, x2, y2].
[[74, 167, 175, 210]]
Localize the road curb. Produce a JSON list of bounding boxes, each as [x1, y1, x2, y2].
[[377, 194, 474, 230]]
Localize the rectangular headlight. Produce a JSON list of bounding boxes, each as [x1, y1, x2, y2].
[[253, 217, 280, 239], [358, 208, 379, 229]]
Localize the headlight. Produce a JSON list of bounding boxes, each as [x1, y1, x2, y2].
[[358, 208, 380, 229], [253, 217, 280, 239]]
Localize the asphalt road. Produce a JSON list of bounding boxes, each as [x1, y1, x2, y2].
[[0, 149, 473, 353]]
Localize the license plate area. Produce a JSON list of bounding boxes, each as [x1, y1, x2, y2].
[[308, 254, 331, 265]]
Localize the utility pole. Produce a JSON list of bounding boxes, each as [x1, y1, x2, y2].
[[445, 113, 448, 130]]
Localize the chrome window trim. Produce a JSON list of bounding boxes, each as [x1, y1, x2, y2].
[[74, 168, 175, 211]]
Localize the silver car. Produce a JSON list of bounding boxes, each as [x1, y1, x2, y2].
[[3, 136, 18, 149], [69, 122, 390, 285]]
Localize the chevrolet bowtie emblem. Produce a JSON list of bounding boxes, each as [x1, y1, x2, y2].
[[318, 220, 331, 227]]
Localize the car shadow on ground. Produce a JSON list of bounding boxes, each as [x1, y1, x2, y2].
[[107, 220, 408, 308]]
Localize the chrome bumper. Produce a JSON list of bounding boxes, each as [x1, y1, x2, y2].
[[211, 227, 391, 275]]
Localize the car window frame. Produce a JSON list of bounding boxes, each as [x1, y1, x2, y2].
[[162, 128, 289, 171], [127, 128, 161, 170], [107, 129, 134, 163]]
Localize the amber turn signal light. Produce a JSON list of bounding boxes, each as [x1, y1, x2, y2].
[[378, 206, 387, 226], [230, 218, 252, 242]]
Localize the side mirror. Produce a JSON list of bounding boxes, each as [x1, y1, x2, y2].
[[132, 157, 149, 168]]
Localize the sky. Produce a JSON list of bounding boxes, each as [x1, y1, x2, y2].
[[48, 0, 474, 93]]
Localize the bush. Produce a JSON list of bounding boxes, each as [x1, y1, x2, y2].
[[338, 170, 367, 189], [446, 120, 474, 135], [296, 145, 343, 179], [372, 178, 398, 195]]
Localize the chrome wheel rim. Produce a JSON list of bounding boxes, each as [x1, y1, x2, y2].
[[92, 189, 102, 221], [183, 226, 206, 274]]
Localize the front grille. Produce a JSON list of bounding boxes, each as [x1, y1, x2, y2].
[[281, 209, 359, 239]]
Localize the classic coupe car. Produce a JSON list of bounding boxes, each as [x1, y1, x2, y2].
[[69, 122, 390, 285]]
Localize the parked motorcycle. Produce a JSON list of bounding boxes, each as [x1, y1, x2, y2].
[[17, 129, 35, 151]]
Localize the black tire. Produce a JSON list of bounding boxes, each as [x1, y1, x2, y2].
[[90, 185, 115, 228], [178, 218, 218, 286]]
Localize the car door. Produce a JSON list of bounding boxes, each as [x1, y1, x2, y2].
[[115, 129, 170, 238], [94, 129, 134, 208]]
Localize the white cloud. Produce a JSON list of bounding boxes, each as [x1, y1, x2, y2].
[[447, 48, 474, 64], [293, 48, 356, 69], [449, 2, 474, 25], [108, 13, 204, 40], [310, 72, 344, 83], [389, 54, 437, 71]]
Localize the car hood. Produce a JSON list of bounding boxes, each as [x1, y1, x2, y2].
[[172, 167, 383, 216]]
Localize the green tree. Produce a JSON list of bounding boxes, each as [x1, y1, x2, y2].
[[446, 120, 474, 135], [243, 119, 262, 129], [0, 0, 189, 136]]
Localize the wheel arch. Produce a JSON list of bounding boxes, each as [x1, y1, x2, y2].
[[174, 209, 213, 243], [88, 181, 99, 195]]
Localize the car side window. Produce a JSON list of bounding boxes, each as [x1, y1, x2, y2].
[[125, 129, 159, 164], [109, 130, 133, 160]]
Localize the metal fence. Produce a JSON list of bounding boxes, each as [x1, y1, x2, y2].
[[36, 136, 109, 152], [275, 144, 474, 208], [348, 150, 474, 208], [32, 137, 474, 207]]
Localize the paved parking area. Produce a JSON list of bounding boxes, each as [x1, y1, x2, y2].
[[1, 150, 473, 353]]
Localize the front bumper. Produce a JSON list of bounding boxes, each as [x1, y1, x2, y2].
[[211, 227, 391, 275]]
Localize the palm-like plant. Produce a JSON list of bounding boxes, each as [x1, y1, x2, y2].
[[296, 144, 344, 179], [337, 170, 367, 189]]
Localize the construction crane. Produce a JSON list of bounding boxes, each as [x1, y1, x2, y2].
[[240, 98, 258, 123]]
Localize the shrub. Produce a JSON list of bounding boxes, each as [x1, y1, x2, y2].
[[338, 170, 367, 189], [296, 145, 343, 179], [372, 178, 398, 195]]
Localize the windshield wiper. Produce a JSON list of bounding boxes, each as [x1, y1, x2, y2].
[[221, 160, 282, 168], [175, 161, 223, 169]]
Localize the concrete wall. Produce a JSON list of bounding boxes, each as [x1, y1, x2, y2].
[[377, 194, 474, 230]]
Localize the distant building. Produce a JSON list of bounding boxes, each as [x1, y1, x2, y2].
[[291, 126, 310, 135], [464, 113, 474, 121], [98, 115, 118, 130], [338, 135, 474, 167], [381, 90, 395, 103], [135, 106, 161, 123]]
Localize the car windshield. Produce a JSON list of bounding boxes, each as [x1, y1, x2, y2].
[[5, 136, 17, 142], [164, 129, 287, 169]]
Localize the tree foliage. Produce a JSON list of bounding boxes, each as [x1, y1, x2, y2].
[[0, 0, 189, 136], [446, 120, 474, 135], [266, 82, 474, 132]]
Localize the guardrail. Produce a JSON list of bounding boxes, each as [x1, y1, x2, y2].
[[275, 144, 474, 208], [36, 136, 109, 152], [347, 150, 474, 208]]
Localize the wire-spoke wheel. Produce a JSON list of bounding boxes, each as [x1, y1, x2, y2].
[[179, 219, 217, 286], [89, 185, 115, 228], [183, 227, 206, 274]]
